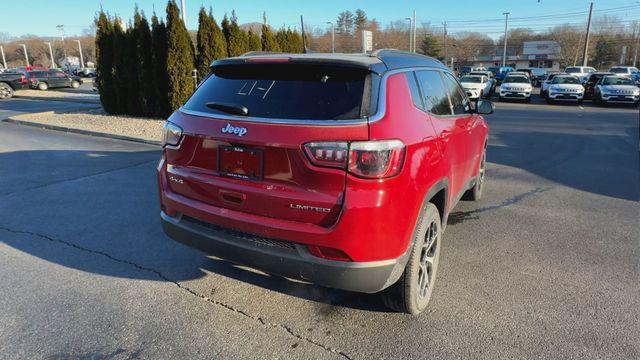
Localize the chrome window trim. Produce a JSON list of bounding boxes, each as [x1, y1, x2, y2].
[[178, 66, 452, 126]]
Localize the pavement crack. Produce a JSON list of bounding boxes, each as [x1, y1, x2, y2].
[[0, 159, 157, 197], [0, 226, 353, 360]]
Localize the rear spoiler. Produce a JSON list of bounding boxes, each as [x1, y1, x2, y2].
[[211, 57, 387, 75]]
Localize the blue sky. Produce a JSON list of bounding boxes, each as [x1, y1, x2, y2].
[[3, 0, 640, 38]]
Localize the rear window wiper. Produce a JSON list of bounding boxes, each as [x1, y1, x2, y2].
[[205, 102, 249, 116]]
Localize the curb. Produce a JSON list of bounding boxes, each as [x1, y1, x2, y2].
[[2, 118, 161, 146], [13, 95, 101, 104]]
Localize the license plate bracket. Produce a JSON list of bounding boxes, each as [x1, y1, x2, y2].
[[217, 146, 264, 180]]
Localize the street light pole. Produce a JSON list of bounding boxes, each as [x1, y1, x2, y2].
[[56, 24, 66, 57], [75, 40, 84, 68], [45, 42, 55, 68], [180, 0, 187, 27], [405, 17, 412, 52], [412, 10, 417, 53], [20, 44, 29, 66], [443, 22, 448, 65], [326, 22, 335, 53], [502, 12, 510, 68]]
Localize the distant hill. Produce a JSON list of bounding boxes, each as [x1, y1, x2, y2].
[[240, 22, 265, 34]]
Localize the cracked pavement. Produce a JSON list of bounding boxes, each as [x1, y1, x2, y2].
[[1, 99, 639, 359]]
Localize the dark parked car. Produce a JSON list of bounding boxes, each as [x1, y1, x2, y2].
[[0, 71, 29, 99], [583, 72, 613, 100], [158, 50, 492, 315], [27, 70, 83, 90]]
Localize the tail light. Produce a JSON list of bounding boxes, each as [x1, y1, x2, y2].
[[19, 75, 26, 83], [30, 78, 37, 84], [302, 142, 348, 168], [303, 140, 405, 179], [162, 121, 183, 147]]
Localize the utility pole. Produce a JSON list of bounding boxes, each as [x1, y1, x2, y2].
[[20, 44, 29, 66], [443, 22, 448, 66], [633, 22, 639, 67], [405, 17, 413, 52], [75, 39, 84, 68], [582, 2, 593, 66], [45, 42, 55, 68], [0, 46, 6, 70], [412, 10, 417, 53], [180, 0, 187, 27], [502, 12, 510, 68], [326, 22, 335, 53]]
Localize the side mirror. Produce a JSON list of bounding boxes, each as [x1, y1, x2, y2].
[[476, 100, 495, 115]]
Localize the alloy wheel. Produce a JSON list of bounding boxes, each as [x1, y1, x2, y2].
[[417, 220, 439, 299]]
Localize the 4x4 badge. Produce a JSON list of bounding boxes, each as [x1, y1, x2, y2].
[[221, 123, 247, 137]]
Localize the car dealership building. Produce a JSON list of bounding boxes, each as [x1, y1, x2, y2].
[[470, 41, 561, 71]]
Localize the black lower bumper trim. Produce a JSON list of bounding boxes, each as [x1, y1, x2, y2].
[[161, 212, 407, 293]]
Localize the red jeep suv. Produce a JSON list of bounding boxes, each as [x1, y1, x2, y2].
[[158, 50, 491, 314]]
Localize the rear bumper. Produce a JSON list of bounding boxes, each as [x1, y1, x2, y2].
[[161, 211, 407, 293]]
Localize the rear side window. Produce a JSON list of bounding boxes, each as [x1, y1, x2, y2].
[[442, 73, 470, 115], [183, 64, 367, 120], [414, 70, 451, 116]]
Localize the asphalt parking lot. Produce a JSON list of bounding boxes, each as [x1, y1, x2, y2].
[[0, 99, 638, 359]]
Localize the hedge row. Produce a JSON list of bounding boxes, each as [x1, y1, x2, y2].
[[95, 1, 305, 118]]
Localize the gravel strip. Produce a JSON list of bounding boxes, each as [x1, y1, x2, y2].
[[15, 89, 99, 101], [9, 108, 165, 143]]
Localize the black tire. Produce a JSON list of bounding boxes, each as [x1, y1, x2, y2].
[[525, 97, 532, 103], [381, 203, 442, 315], [498, 96, 504, 102], [546, 97, 554, 104], [38, 82, 48, 91], [71, 80, 80, 88], [0, 83, 14, 99], [463, 147, 486, 201]]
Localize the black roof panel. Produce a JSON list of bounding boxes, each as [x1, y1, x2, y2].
[[212, 50, 448, 74]]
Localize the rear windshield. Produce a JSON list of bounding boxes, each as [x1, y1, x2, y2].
[[565, 67, 581, 73], [183, 64, 368, 120]]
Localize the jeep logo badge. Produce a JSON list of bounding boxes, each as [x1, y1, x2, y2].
[[221, 123, 247, 137]]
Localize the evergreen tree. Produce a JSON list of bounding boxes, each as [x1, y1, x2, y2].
[[210, 11, 228, 60], [112, 18, 130, 114], [227, 10, 249, 56], [126, 9, 145, 116], [196, 7, 216, 79], [419, 35, 443, 58], [134, 11, 154, 117], [261, 20, 280, 52], [166, 0, 195, 113], [336, 11, 355, 36], [354, 9, 367, 32], [275, 29, 288, 53], [221, 14, 230, 46], [151, 14, 170, 117], [94, 11, 117, 114], [247, 29, 261, 51]]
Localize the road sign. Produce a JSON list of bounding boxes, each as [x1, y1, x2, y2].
[[362, 30, 373, 53]]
